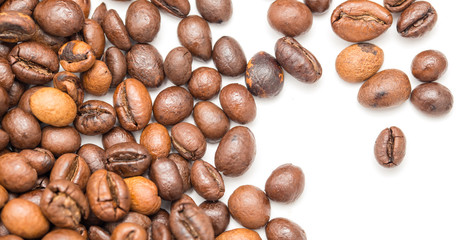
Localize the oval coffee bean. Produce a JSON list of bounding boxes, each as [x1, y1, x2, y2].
[[268, 0, 313, 37], [168, 153, 192, 192], [0, 58, 14, 91], [336, 42, 383, 83], [42, 229, 84, 240], [212, 36, 247, 77], [196, 0, 232, 23], [384, 0, 415, 12], [153, 86, 193, 126], [266, 218, 307, 240], [74, 100, 116, 136], [331, 0, 393, 42], [170, 200, 214, 239], [411, 50, 447, 82], [0, 11, 36, 43], [140, 123, 171, 159], [30, 87, 77, 127], [41, 126, 81, 157], [82, 60, 112, 96], [164, 46, 193, 85], [82, 19, 105, 59], [105, 142, 153, 178], [0, 153, 37, 193], [19, 148, 55, 175], [228, 185, 271, 229], [188, 67, 221, 100], [53, 71, 84, 106], [178, 15, 212, 61], [149, 157, 184, 201], [102, 126, 136, 150], [59, 40, 97, 73], [103, 47, 127, 88], [33, 0, 84, 37], [397, 1, 437, 38], [410, 82, 453, 116], [77, 144, 106, 173], [102, 9, 131, 51], [151, 0, 190, 18], [216, 228, 262, 240], [1, 108, 41, 149], [0, 0, 39, 16], [127, 43, 164, 88], [305, 0, 331, 13], [191, 160, 225, 201], [219, 83, 256, 124], [91, 2, 107, 25], [199, 201, 230, 236], [193, 101, 230, 142], [124, 177, 161, 216], [7, 80, 26, 108], [111, 223, 147, 240], [50, 153, 91, 190], [126, 0, 161, 43], [265, 163, 305, 203], [275, 36, 322, 83], [357, 69, 411, 108], [374, 126, 406, 168], [171, 122, 207, 161]]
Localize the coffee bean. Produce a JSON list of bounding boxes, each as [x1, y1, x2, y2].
[[196, 0, 232, 23], [126, 0, 161, 43], [153, 86, 193, 126], [0, 87, 7, 118], [384, 0, 415, 12], [113, 78, 153, 131], [88, 226, 111, 240], [124, 176, 161, 216], [59, 40, 97, 73], [19, 148, 55, 175], [102, 126, 136, 150], [216, 228, 262, 240], [171, 122, 207, 161], [212, 36, 247, 77], [266, 218, 307, 240], [358, 69, 411, 108], [0, 58, 13, 91], [149, 157, 184, 201], [0, 153, 37, 193], [74, 100, 116, 136], [150, 223, 172, 240], [199, 201, 230, 236], [34, 0, 84, 37], [18, 189, 44, 206], [30, 88, 77, 126], [191, 160, 225, 201], [7, 81, 25, 109], [305, 0, 331, 13], [0, 11, 36, 43], [1, 108, 41, 149], [77, 144, 106, 173], [411, 50, 447, 82], [50, 153, 90, 190], [219, 83, 256, 124], [331, 0, 393, 42], [102, 9, 131, 51], [92, 2, 107, 26], [268, 0, 313, 37], [397, 1, 437, 38], [82, 60, 112, 96], [265, 163, 305, 203], [178, 15, 212, 61], [103, 47, 127, 88], [104, 212, 151, 234], [336, 43, 383, 83], [151, 209, 170, 229], [188, 67, 222, 100], [42, 229, 84, 240], [33, 176, 50, 190], [0, 0, 39, 16], [151, 0, 190, 18], [168, 153, 192, 192], [127, 43, 164, 88], [170, 199, 214, 239], [374, 126, 406, 168], [31, 24, 68, 53], [112, 223, 147, 240], [228, 185, 271, 229], [140, 123, 171, 159], [411, 82, 453, 116], [41, 126, 81, 157], [0, 42, 13, 59], [105, 142, 153, 178], [53, 71, 84, 106], [81, 19, 106, 59], [0, 185, 8, 209], [164, 46, 193, 86], [0, 129, 8, 151], [193, 101, 230, 142]]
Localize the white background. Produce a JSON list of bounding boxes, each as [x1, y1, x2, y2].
[[84, 0, 458, 239]]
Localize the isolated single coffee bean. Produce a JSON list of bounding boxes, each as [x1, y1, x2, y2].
[[188, 67, 222, 100], [336, 42, 383, 83], [177, 15, 212, 61], [140, 123, 171, 159], [212, 36, 247, 77], [268, 0, 313, 37], [199, 201, 230, 236], [228, 185, 271, 229], [81, 60, 112, 96], [397, 1, 437, 38], [126, 0, 161, 43], [124, 176, 161, 216], [191, 160, 225, 201], [102, 9, 131, 51], [30, 87, 77, 127], [41, 126, 81, 157], [410, 82, 453, 116], [193, 101, 230, 142], [126, 43, 164, 88], [0, 153, 37, 193], [149, 157, 184, 201], [153, 86, 193, 126], [411, 50, 447, 82], [245, 51, 284, 98], [1, 107, 41, 149], [171, 122, 207, 161], [265, 163, 305, 203], [374, 126, 406, 168], [164, 46, 193, 85]]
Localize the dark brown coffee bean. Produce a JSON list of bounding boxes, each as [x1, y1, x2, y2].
[[8, 41, 59, 85], [335, 43, 383, 83], [18, 86, 44, 114], [33, 176, 50, 190], [268, 0, 313, 37], [275, 36, 322, 83], [164, 47, 192, 86], [0, 42, 13, 59], [0, 129, 8, 151], [6, 81, 25, 109], [193, 101, 229, 142], [1, 108, 41, 149], [265, 163, 305, 203], [86, 169, 131, 222], [411, 50, 447, 82], [171, 122, 206, 161], [384, 0, 415, 12], [74, 100, 116, 136], [102, 9, 131, 51], [151, 0, 190, 18], [103, 47, 127, 88], [0, 0, 39, 16], [88, 226, 110, 240], [18, 189, 43, 206], [168, 153, 191, 192], [105, 142, 152, 178], [140, 123, 171, 159], [358, 69, 412, 108], [199, 201, 230, 236], [178, 15, 212, 61], [374, 126, 406, 168], [0, 58, 13, 91], [31, 24, 68, 53], [77, 144, 106, 173], [0, 87, 8, 118], [81, 19, 105, 59], [34, 0, 84, 37], [40, 180, 89, 228], [59, 40, 97, 73], [102, 126, 136, 150], [50, 153, 90, 190], [112, 223, 147, 240], [113, 78, 153, 131], [127, 43, 164, 88], [0, 153, 37, 193], [42, 229, 84, 240], [397, 1, 437, 38], [196, 0, 232, 23], [245, 51, 284, 98], [305, 0, 331, 13], [149, 223, 172, 240], [188, 67, 221, 100], [153, 86, 193, 126], [104, 211, 152, 233], [0, 11, 36, 43], [170, 200, 214, 239], [126, 0, 161, 43], [411, 82, 453, 116], [149, 157, 183, 201], [216, 228, 262, 240], [331, 0, 393, 42], [219, 83, 256, 124], [92, 2, 107, 25], [151, 209, 171, 228], [19, 148, 54, 175], [81, 60, 112, 96], [53, 71, 84, 106], [191, 160, 225, 201], [212, 36, 246, 77], [215, 126, 256, 177], [228, 185, 271, 229], [41, 126, 81, 157], [266, 218, 307, 240]]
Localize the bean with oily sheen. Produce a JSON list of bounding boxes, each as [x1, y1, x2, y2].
[[171, 122, 207, 161], [149, 157, 183, 201], [0, 0, 39, 16], [31, 24, 68, 53], [411, 50, 447, 82], [105, 142, 152, 178], [410, 82, 454, 116], [127, 43, 164, 88], [196, 0, 232, 23], [268, 0, 313, 37], [102, 126, 136, 150], [59, 40, 97, 73], [103, 47, 127, 88], [33, 0, 84, 37], [50, 153, 90, 190], [0, 153, 37, 193], [91, 2, 107, 25], [0, 11, 36, 43], [397, 1, 437, 38], [153, 86, 193, 126], [178, 15, 212, 61], [41, 126, 81, 157], [150, 223, 173, 240], [193, 101, 230, 142], [200, 201, 230, 236], [151, 209, 171, 229], [151, 0, 190, 18], [53, 71, 84, 106], [1, 108, 41, 149], [245, 51, 284, 98], [384, 0, 415, 12], [0, 42, 13, 59], [164, 46, 193, 85], [188, 67, 221, 100], [212, 36, 247, 77], [42, 229, 84, 240], [19, 148, 55, 175], [81, 19, 105, 59], [305, 0, 331, 13], [219, 83, 256, 124], [266, 218, 307, 240], [170, 200, 214, 240], [191, 160, 225, 201], [140, 123, 171, 159], [104, 212, 151, 233], [275, 36, 322, 83], [88, 226, 111, 240], [168, 153, 192, 192], [124, 176, 161, 216], [18, 189, 44, 206], [265, 163, 305, 203], [74, 100, 116, 136], [7, 81, 25, 108], [82, 60, 112, 96], [77, 144, 106, 173], [228, 185, 271, 229], [216, 228, 262, 240], [102, 9, 131, 51], [112, 223, 147, 240], [0, 58, 14, 91], [126, 0, 161, 43], [374, 126, 406, 168]]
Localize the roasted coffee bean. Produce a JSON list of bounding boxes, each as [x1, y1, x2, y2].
[[151, 209, 171, 228], [92, 2, 107, 25], [81, 60, 112, 96], [105, 212, 151, 234], [103, 47, 127, 88], [1, 108, 41, 149], [0, 129, 8, 151], [245, 51, 284, 98], [81, 19, 105, 59], [266, 218, 307, 240], [0, 11, 35, 43], [200, 201, 230, 236], [34, 0, 84, 37], [86, 169, 131, 222], [196, 0, 232, 23], [411, 82, 453, 116], [164, 47, 192, 86], [275, 36, 322, 83], [112, 223, 147, 240], [0, 87, 7, 118], [50, 153, 90, 190], [19, 148, 54, 175], [30, 87, 77, 127], [265, 163, 305, 203], [59, 40, 97, 73], [0, 153, 37, 193], [331, 0, 393, 42], [215, 126, 256, 177], [33, 176, 50, 190], [153, 86, 193, 126], [53, 71, 84, 106], [102, 126, 136, 150], [170, 199, 214, 239], [105, 142, 152, 178], [31, 24, 68, 53], [18, 86, 44, 115], [42, 229, 84, 240], [126, 0, 161, 43], [77, 144, 106, 173], [127, 43, 164, 88], [188, 67, 221, 100], [0, 185, 8, 209], [0, 198, 49, 239], [228, 185, 271, 229], [149, 157, 183, 201], [102, 9, 131, 51], [113, 78, 153, 131], [71, 0, 90, 18], [358, 69, 411, 108], [18, 189, 44, 206], [149, 223, 172, 240], [140, 123, 171, 159], [124, 176, 161, 215], [191, 160, 224, 201], [6, 81, 25, 108], [212, 36, 246, 77], [216, 228, 262, 240], [8, 42, 59, 85], [374, 126, 406, 168], [88, 226, 111, 240], [0, 58, 13, 90], [40, 180, 89, 228], [219, 83, 256, 124], [151, 0, 190, 18], [41, 126, 81, 157], [0, 0, 39, 16], [397, 1, 437, 38], [268, 0, 313, 37], [384, 0, 415, 12], [193, 101, 230, 142], [0, 42, 13, 59], [178, 15, 212, 61], [336, 43, 383, 83], [411, 50, 447, 82], [74, 100, 116, 136], [168, 153, 191, 192], [305, 0, 331, 13], [171, 122, 206, 161]]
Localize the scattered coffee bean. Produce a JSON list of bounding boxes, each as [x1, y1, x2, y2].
[[105, 142, 152, 178], [168, 153, 192, 192], [268, 0, 313, 37], [200, 200, 230, 236], [219, 83, 256, 124], [191, 160, 225, 201], [1, 108, 41, 149], [178, 15, 212, 61], [336, 42, 383, 83], [153, 86, 193, 126], [196, 0, 232, 23], [397, 1, 437, 38], [411, 50, 447, 82], [81, 19, 106, 59], [228, 185, 271, 229], [34, 0, 84, 37], [171, 122, 207, 161], [0, 153, 37, 193], [212, 36, 247, 77], [0, 11, 36, 43], [102, 9, 132, 51], [410, 82, 453, 116], [140, 123, 171, 159], [151, 0, 190, 18], [30, 87, 77, 127], [374, 126, 406, 168], [74, 100, 116, 136], [53, 72, 84, 106], [77, 144, 106, 173], [102, 126, 136, 150], [149, 157, 184, 201], [50, 153, 90, 190], [265, 163, 305, 203], [127, 43, 164, 88], [126, 0, 161, 43], [188, 67, 222, 100], [91, 2, 107, 26], [19, 148, 55, 175], [41, 126, 81, 157], [103, 47, 127, 88], [164, 46, 193, 85], [193, 101, 230, 142], [124, 176, 161, 216], [266, 217, 307, 240], [7, 81, 25, 109], [59, 40, 97, 73], [82, 60, 112, 96], [170, 198, 214, 239]]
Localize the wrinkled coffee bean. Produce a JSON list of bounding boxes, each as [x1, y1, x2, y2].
[[196, 0, 232, 23], [0, 0, 39, 16], [374, 126, 406, 168], [59, 40, 97, 73], [411, 50, 447, 82], [124, 176, 161, 216], [102, 9, 131, 51], [126, 0, 161, 43], [164, 46, 193, 85], [0, 153, 37, 193], [212, 36, 247, 77], [34, 0, 84, 37], [105, 142, 152, 178], [102, 126, 136, 150], [153, 86, 193, 126], [266, 218, 307, 240], [191, 160, 225, 201], [305, 0, 331, 13], [50, 153, 90, 190], [275, 36, 322, 83], [188, 67, 221, 100], [42, 229, 84, 240], [103, 47, 127, 88], [168, 153, 192, 192], [200, 201, 230, 236], [336, 42, 383, 83], [81, 60, 112, 96], [0, 11, 36, 43], [74, 100, 116, 136], [171, 122, 207, 161], [193, 101, 230, 142], [265, 163, 305, 203], [140, 123, 171, 159], [245, 51, 284, 98], [268, 0, 313, 37], [127, 43, 164, 88], [19, 148, 54, 175], [88, 226, 111, 240], [149, 157, 184, 201], [178, 15, 212, 61], [410, 82, 453, 116], [31, 24, 68, 53], [81, 19, 105, 59], [77, 144, 106, 173], [0, 58, 13, 91], [41, 126, 81, 157], [384, 0, 415, 12], [151, 0, 190, 18], [1, 108, 41, 149], [228, 185, 271, 229], [92, 2, 107, 25], [170, 199, 214, 239], [397, 1, 437, 38], [216, 228, 262, 240], [53, 71, 84, 106], [219, 83, 256, 124], [111, 223, 147, 240]]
